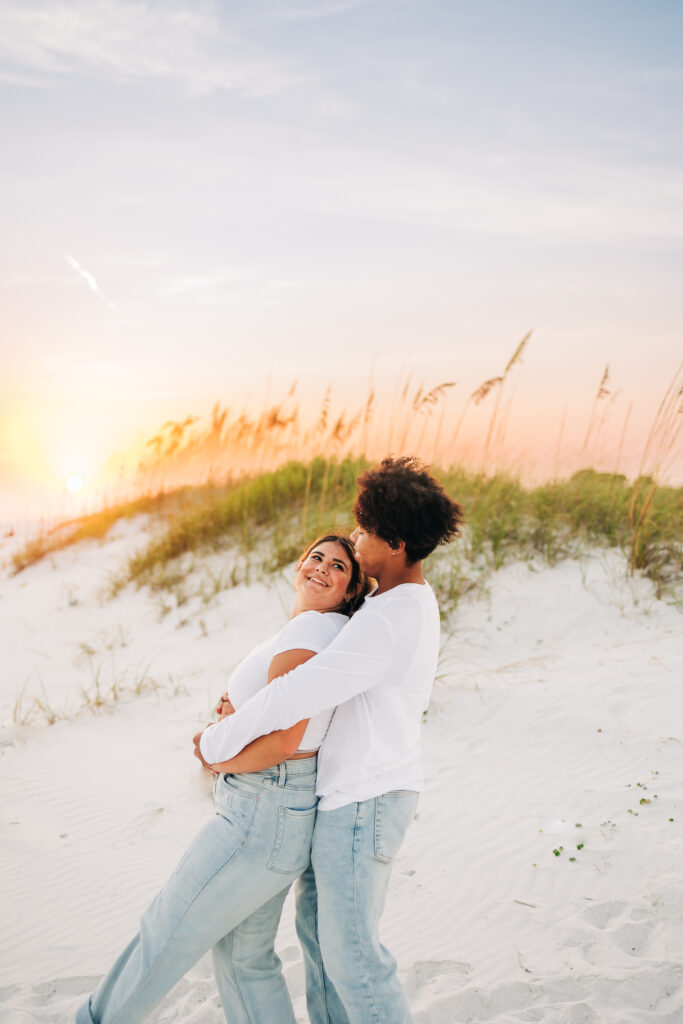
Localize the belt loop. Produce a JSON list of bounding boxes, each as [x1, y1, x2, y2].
[[277, 762, 287, 787]]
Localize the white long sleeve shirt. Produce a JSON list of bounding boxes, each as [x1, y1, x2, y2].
[[225, 610, 347, 752], [200, 581, 441, 810]]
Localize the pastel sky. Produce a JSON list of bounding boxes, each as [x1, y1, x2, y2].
[[1, 0, 682, 518]]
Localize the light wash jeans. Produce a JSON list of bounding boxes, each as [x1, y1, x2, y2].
[[291, 860, 347, 1023], [76, 757, 318, 1024], [209, 791, 418, 1024], [298, 791, 418, 1024]]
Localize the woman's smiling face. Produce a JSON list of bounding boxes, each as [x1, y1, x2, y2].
[[295, 540, 355, 612]]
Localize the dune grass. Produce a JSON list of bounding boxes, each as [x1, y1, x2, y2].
[[14, 458, 674, 612], [11, 663, 186, 727], [121, 457, 365, 585], [433, 468, 681, 602], [9, 491, 185, 575], [10, 456, 681, 604], [9, 350, 681, 600]]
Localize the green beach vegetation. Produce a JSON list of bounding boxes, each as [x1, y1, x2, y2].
[[9, 344, 681, 603], [10, 457, 682, 607]]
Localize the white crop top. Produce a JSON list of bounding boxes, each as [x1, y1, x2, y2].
[[200, 582, 441, 809], [227, 610, 348, 752]]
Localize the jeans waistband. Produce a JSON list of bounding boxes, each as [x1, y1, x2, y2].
[[256, 755, 318, 787]]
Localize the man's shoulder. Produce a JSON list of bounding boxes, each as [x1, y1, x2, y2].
[[359, 583, 438, 636], [373, 582, 438, 613]]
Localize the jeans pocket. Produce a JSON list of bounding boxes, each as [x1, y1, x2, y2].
[[267, 806, 317, 875], [374, 791, 418, 863], [214, 774, 259, 835]]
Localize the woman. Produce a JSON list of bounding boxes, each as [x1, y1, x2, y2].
[[76, 534, 368, 1024]]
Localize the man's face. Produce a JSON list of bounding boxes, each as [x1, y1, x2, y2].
[[350, 524, 395, 579]]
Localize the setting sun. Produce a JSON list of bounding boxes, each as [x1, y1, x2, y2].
[[64, 474, 84, 493]]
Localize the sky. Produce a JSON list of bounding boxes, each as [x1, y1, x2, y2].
[[1, 0, 682, 519]]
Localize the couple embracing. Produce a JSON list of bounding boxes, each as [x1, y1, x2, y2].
[[77, 456, 463, 1024]]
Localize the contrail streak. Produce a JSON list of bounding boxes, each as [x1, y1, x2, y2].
[[64, 253, 118, 312]]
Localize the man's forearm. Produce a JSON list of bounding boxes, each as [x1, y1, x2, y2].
[[200, 663, 321, 763], [200, 611, 392, 764], [209, 725, 306, 774]]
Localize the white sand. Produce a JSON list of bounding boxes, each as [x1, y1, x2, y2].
[[1, 524, 681, 1023]]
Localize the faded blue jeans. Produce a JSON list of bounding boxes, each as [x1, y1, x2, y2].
[[297, 791, 418, 1024], [76, 757, 318, 1024]]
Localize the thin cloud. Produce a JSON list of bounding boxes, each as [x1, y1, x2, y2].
[[0, 0, 303, 96], [269, 0, 374, 21], [288, 140, 683, 243], [156, 269, 255, 298], [64, 253, 118, 312]]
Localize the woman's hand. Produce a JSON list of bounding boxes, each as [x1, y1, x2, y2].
[[193, 693, 234, 774], [193, 730, 218, 772], [215, 692, 235, 718]]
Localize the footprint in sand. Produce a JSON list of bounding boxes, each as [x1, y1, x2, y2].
[[408, 958, 471, 994], [581, 901, 651, 956], [515, 1005, 599, 1024], [582, 899, 627, 930], [415, 964, 683, 1024], [609, 921, 651, 957]]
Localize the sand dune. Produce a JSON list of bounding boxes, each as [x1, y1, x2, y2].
[[1, 525, 681, 1022]]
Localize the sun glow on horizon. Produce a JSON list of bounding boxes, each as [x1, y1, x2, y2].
[[1, 354, 680, 530], [64, 474, 84, 493]]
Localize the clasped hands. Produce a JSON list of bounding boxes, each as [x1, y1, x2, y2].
[[192, 691, 235, 772]]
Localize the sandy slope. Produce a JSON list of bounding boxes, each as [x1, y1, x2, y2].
[[1, 524, 681, 1023]]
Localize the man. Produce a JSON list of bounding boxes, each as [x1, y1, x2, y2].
[[198, 456, 463, 1023]]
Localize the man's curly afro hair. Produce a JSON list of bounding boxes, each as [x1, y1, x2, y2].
[[353, 456, 464, 563]]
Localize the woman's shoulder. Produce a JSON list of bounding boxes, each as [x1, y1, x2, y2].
[[290, 609, 348, 634], [276, 610, 348, 650], [296, 609, 348, 623]]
